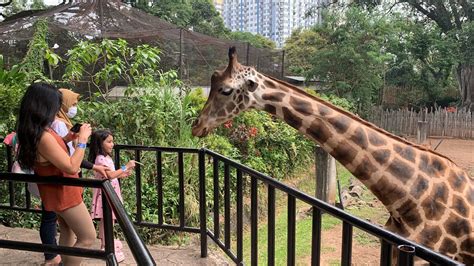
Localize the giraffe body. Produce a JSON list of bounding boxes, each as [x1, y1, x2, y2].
[[191, 47, 474, 264]]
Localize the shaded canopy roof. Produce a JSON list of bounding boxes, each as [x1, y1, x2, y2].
[[0, 0, 186, 41]]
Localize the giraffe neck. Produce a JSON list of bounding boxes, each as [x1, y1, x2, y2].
[[252, 75, 458, 215]]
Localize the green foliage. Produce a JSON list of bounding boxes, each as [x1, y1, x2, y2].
[[19, 18, 50, 82], [284, 28, 322, 75], [227, 31, 276, 49], [305, 7, 395, 114], [139, 0, 229, 38], [63, 39, 161, 96], [0, 56, 28, 134]]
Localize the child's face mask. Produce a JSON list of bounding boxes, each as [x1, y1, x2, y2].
[[67, 106, 78, 118]]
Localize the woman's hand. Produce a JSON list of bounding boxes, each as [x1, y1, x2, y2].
[[77, 123, 92, 143], [92, 164, 110, 177]]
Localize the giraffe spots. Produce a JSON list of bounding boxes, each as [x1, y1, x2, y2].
[[419, 154, 444, 177], [422, 196, 446, 220], [371, 177, 406, 206], [466, 186, 474, 205], [418, 225, 442, 248], [388, 159, 415, 183], [396, 199, 422, 229], [331, 141, 358, 166], [244, 95, 250, 105], [263, 80, 277, 89], [368, 131, 387, 146], [318, 105, 332, 117], [452, 195, 468, 217], [385, 216, 410, 237], [431, 158, 446, 175], [350, 127, 368, 149], [438, 237, 458, 255], [444, 216, 470, 238], [290, 97, 313, 116], [372, 149, 391, 165], [393, 144, 415, 162], [262, 92, 285, 102], [226, 103, 236, 113], [282, 107, 302, 129], [432, 183, 448, 204], [447, 170, 467, 191], [306, 121, 331, 143], [257, 74, 263, 79], [217, 109, 226, 117], [460, 238, 474, 258], [237, 94, 243, 102], [264, 104, 276, 115], [328, 116, 351, 134], [410, 175, 429, 198], [352, 155, 377, 180]]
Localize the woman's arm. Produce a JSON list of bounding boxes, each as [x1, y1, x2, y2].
[[37, 132, 84, 174], [37, 124, 91, 175]]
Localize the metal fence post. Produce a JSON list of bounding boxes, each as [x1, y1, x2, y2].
[[102, 189, 117, 266], [397, 245, 415, 266], [198, 149, 207, 258]]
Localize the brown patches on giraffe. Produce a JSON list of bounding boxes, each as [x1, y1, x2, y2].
[[331, 140, 358, 165], [438, 237, 458, 255], [410, 175, 429, 198], [418, 225, 442, 248], [387, 158, 415, 184], [290, 96, 313, 116], [328, 115, 351, 134], [444, 216, 471, 238], [306, 120, 331, 143], [350, 127, 369, 149], [370, 177, 407, 206], [282, 107, 302, 129], [396, 199, 422, 229], [262, 92, 285, 102], [352, 155, 378, 180]]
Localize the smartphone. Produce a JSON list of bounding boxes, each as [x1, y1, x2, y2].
[[70, 123, 82, 133]]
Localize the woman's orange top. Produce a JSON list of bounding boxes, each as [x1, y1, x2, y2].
[[34, 128, 83, 212]]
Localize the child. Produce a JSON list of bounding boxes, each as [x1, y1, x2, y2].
[[88, 129, 135, 263]]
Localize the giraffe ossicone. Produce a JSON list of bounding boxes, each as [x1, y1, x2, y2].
[[191, 47, 474, 264]]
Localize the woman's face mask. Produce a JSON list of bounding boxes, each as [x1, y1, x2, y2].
[[66, 106, 78, 118]]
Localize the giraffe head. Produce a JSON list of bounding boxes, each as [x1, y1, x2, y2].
[[192, 47, 259, 137]]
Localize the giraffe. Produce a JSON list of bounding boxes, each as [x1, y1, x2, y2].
[[191, 47, 474, 264]]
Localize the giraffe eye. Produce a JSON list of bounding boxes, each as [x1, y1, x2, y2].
[[219, 88, 233, 96]]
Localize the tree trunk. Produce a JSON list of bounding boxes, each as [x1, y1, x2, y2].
[[457, 64, 474, 111]]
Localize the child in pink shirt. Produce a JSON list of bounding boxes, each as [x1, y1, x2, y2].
[[88, 129, 135, 263]]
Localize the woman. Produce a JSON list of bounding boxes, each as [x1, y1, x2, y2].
[[17, 83, 96, 266], [34, 88, 107, 265]]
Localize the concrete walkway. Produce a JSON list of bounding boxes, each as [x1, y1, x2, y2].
[[0, 225, 229, 265]]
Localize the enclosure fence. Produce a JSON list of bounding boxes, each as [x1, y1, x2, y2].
[[1, 140, 462, 265], [366, 107, 473, 139]]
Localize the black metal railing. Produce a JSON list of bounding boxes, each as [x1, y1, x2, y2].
[[0, 142, 464, 265], [0, 173, 154, 265]]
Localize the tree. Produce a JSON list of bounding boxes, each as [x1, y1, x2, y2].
[[227, 31, 276, 49], [396, 0, 473, 110], [283, 28, 321, 75], [304, 7, 395, 114]]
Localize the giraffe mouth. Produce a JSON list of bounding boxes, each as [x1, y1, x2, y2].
[[191, 124, 210, 137]]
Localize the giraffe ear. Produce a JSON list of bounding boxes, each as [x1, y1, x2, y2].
[[245, 77, 258, 92]]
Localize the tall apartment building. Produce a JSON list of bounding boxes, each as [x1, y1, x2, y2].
[[213, 0, 224, 14], [222, 0, 325, 47]]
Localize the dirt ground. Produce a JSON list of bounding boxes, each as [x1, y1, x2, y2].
[[310, 137, 474, 265]]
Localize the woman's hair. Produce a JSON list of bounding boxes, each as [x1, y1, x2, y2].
[[88, 129, 113, 162], [17, 83, 62, 169]]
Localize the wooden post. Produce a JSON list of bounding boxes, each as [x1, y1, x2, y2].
[[416, 121, 427, 144], [315, 146, 337, 205]]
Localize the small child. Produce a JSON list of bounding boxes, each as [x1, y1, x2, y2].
[[88, 129, 135, 263]]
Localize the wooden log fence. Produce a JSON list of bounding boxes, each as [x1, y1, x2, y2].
[[366, 107, 473, 139]]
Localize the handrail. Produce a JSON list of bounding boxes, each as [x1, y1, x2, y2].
[[203, 148, 462, 266], [0, 172, 155, 265]]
